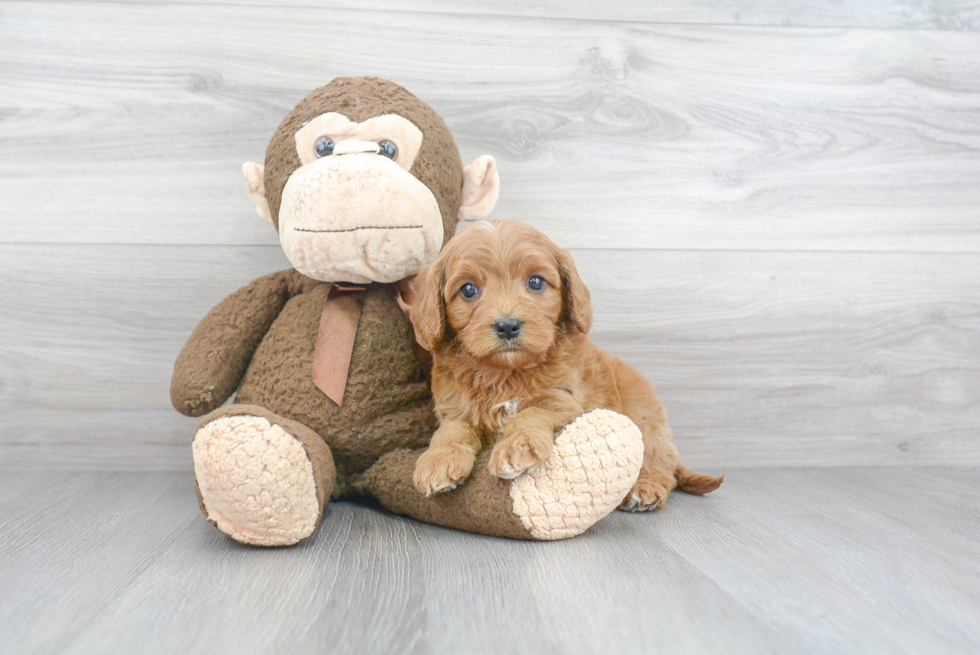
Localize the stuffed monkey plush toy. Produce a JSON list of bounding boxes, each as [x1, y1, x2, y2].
[[171, 77, 644, 545]]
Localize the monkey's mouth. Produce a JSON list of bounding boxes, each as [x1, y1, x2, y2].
[[293, 224, 423, 234]]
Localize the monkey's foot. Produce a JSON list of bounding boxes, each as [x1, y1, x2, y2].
[[358, 409, 643, 540], [192, 405, 335, 547], [509, 409, 644, 539]]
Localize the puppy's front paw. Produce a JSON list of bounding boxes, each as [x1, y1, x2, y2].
[[413, 448, 475, 496], [488, 431, 553, 480]]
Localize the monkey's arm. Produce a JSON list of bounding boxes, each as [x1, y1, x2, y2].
[[171, 270, 297, 417]]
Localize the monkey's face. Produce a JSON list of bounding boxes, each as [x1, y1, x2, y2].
[[277, 112, 444, 284], [243, 78, 501, 285]]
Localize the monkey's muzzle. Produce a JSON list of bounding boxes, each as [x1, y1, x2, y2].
[[278, 155, 444, 284]]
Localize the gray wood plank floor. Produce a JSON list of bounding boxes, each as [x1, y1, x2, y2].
[[1, 468, 977, 654]]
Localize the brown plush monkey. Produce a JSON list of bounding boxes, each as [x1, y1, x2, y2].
[[171, 77, 644, 544]]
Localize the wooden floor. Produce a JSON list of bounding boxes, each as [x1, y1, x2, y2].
[[1, 467, 977, 654]]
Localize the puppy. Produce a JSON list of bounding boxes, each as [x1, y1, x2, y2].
[[410, 219, 722, 510]]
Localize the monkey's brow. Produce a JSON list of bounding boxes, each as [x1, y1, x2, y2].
[[293, 225, 424, 233]]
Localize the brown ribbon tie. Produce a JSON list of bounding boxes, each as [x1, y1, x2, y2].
[[311, 279, 433, 407], [312, 283, 368, 406]]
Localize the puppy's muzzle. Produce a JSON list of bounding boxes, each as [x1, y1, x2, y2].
[[494, 316, 522, 342]]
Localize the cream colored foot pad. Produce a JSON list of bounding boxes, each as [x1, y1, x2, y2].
[[193, 415, 319, 546], [510, 409, 644, 540]]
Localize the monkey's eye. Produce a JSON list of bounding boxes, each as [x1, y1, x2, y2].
[[314, 136, 335, 158], [460, 283, 479, 300], [377, 140, 398, 159], [527, 275, 546, 292]]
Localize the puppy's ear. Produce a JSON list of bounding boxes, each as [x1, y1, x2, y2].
[[410, 255, 448, 351], [552, 244, 593, 334]]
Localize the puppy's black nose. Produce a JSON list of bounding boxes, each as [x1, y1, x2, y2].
[[494, 317, 522, 341]]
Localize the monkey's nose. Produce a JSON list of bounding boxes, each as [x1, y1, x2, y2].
[[332, 140, 382, 156], [494, 317, 522, 341]]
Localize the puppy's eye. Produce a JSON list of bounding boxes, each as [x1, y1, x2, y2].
[[527, 275, 546, 292], [460, 283, 479, 300], [314, 136, 335, 158]]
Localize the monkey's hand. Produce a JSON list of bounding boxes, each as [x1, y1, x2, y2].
[[170, 270, 295, 417]]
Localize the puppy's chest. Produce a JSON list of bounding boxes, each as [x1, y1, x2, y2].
[[466, 393, 523, 440], [490, 398, 521, 427]]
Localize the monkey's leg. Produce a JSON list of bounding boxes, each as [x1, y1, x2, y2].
[[192, 404, 335, 547], [357, 409, 643, 540]]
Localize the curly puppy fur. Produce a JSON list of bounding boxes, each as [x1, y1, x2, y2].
[[409, 219, 722, 510]]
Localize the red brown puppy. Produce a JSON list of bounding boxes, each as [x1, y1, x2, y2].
[[410, 219, 722, 510]]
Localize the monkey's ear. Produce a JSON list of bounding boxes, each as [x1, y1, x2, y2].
[[242, 162, 273, 224], [459, 155, 500, 222], [410, 256, 448, 352], [552, 244, 593, 334]]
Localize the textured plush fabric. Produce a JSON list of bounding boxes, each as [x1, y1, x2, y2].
[[232, 274, 438, 495], [357, 410, 645, 540], [510, 409, 644, 540], [172, 269, 436, 492], [356, 449, 534, 539], [193, 405, 336, 546], [171, 270, 295, 417], [278, 153, 444, 283], [263, 77, 463, 245]]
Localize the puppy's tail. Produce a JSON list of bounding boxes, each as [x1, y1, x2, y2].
[[675, 465, 723, 495]]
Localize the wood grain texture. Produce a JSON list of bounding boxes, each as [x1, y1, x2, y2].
[[2, 2, 979, 251], [1, 469, 977, 654], [0, 473, 200, 652], [1, 2, 978, 471], [0, 244, 292, 470], [94, 0, 980, 31], [2, 243, 977, 469], [61, 495, 429, 655]]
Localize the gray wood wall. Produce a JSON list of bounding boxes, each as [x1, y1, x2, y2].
[[2, 1, 978, 470]]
